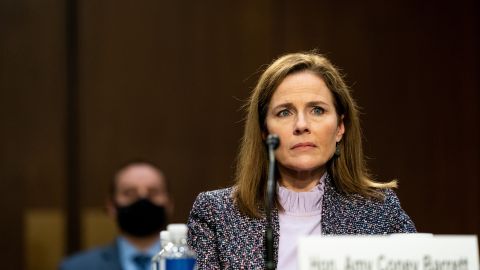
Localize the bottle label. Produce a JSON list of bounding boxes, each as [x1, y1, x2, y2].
[[165, 258, 196, 270]]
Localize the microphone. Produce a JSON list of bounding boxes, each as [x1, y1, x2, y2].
[[265, 134, 279, 270], [266, 134, 280, 150]]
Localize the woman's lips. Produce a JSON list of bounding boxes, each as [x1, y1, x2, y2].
[[291, 142, 316, 149]]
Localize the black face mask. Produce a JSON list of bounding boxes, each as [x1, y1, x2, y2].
[[115, 198, 168, 237]]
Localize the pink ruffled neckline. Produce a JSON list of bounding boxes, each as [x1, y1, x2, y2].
[[277, 173, 326, 213]]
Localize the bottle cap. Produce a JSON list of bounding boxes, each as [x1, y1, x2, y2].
[[167, 223, 188, 240], [159, 230, 170, 241]]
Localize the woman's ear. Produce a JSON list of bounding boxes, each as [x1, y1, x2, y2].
[[336, 115, 345, 142], [262, 130, 268, 141]]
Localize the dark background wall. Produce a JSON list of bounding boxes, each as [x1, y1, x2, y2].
[[0, 0, 478, 269]]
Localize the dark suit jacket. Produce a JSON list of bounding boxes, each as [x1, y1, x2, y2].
[[59, 240, 123, 270], [187, 174, 416, 269]]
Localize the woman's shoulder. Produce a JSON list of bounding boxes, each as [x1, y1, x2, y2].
[[381, 188, 402, 205], [323, 178, 416, 233], [191, 186, 235, 211], [324, 175, 401, 206], [195, 186, 234, 202], [341, 187, 402, 209], [189, 186, 250, 227]]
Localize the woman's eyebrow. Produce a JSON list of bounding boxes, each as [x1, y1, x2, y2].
[[306, 100, 330, 107], [271, 102, 294, 111], [272, 100, 330, 110]]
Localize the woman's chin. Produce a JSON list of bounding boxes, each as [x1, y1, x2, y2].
[[280, 162, 326, 175]]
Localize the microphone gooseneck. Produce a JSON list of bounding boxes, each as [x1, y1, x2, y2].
[[265, 134, 279, 270]]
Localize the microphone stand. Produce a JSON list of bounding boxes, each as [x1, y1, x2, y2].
[[265, 134, 279, 270]]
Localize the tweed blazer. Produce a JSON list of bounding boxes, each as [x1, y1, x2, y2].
[[187, 175, 416, 269]]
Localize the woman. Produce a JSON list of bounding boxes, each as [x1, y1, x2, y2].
[[187, 52, 416, 269]]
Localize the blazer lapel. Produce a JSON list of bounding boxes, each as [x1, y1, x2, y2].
[[272, 207, 280, 267], [100, 240, 124, 270], [259, 206, 280, 269], [321, 174, 345, 235]]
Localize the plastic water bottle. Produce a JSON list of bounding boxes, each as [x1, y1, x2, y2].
[[162, 223, 197, 270], [151, 230, 173, 270]]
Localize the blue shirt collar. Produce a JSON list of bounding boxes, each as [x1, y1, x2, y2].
[[117, 236, 160, 270]]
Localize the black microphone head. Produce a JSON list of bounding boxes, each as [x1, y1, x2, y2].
[[266, 134, 280, 150]]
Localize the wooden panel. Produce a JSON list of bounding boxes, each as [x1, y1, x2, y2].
[[0, 0, 477, 268], [77, 0, 274, 224], [25, 209, 65, 270], [0, 0, 66, 268], [279, 0, 480, 233], [0, 0, 66, 207], [82, 207, 117, 249]]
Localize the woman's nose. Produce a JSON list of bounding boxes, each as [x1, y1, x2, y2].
[[293, 113, 310, 135]]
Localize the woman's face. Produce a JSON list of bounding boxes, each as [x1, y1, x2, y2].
[[265, 70, 345, 175]]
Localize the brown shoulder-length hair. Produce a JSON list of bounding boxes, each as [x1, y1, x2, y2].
[[233, 51, 397, 218]]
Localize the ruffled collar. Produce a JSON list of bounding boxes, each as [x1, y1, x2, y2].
[[277, 173, 326, 213]]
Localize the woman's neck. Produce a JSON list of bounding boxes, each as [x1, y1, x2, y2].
[[278, 166, 325, 192]]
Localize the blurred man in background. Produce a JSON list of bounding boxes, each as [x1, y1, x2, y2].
[[60, 160, 173, 270]]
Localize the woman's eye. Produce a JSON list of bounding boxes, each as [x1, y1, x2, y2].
[[312, 107, 324, 115], [277, 110, 291, 117]]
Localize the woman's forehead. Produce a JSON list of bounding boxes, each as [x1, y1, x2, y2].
[[269, 71, 334, 106]]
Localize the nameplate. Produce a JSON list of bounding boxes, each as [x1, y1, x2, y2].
[[298, 234, 479, 270]]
